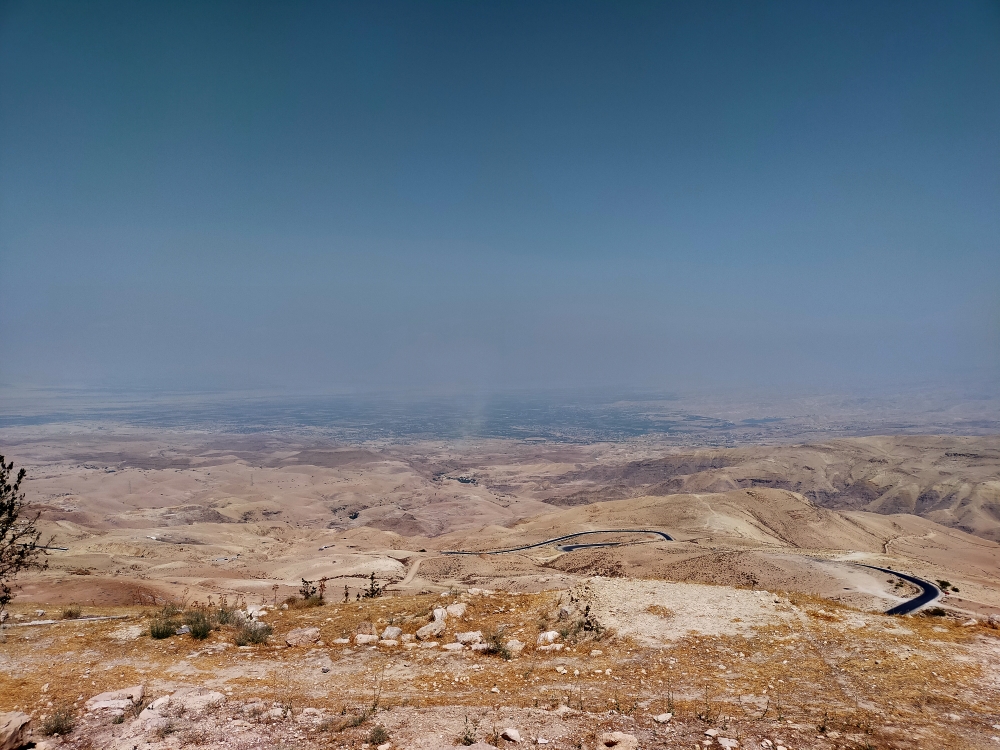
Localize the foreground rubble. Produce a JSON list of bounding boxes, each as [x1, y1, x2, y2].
[[2, 583, 1000, 749]]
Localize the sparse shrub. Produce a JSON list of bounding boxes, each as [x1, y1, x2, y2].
[[156, 720, 177, 739], [215, 596, 240, 625], [300, 578, 318, 599], [186, 610, 212, 640], [924, 607, 948, 617], [460, 715, 477, 745], [61, 605, 82, 619], [369, 724, 389, 745], [234, 621, 272, 646], [150, 618, 177, 639], [41, 707, 76, 736], [483, 630, 512, 660], [362, 571, 383, 599], [111, 713, 125, 725]]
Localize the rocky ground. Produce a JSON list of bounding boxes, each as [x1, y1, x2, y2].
[[3, 583, 1000, 750]]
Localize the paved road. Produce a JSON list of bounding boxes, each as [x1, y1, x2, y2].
[[444, 533, 938, 617], [441, 529, 673, 556], [859, 564, 942, 615]]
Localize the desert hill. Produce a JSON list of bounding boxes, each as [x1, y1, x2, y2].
[[543, 435, 1000, 542]]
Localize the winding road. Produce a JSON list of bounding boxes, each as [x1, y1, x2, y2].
[[858, 564, 942, 615], [441, 529, 673, 555], [442, 528, 942, 616]]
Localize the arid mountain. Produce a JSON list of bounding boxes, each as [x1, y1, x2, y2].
[[543, 436, 1000, 542]]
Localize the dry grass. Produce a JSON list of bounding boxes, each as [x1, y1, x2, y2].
[[1, 590, 998, 749]]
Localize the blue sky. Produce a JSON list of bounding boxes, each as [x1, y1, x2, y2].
[[1, 1, 998, 395]]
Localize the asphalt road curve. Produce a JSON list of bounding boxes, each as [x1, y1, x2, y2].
[[859, 564, 942, 615], [441, 529, 673, 556]]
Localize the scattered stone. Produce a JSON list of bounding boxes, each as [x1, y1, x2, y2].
[[377, 743, 392, 750], [355, 634, 379, 645], [599, 732, 638, 750], [446, 602, 468, 618], [961, 619, 978, 627], [718, 739, 739, 749], [590, 649, 603, 656], [85, 685, 145, 712], [0, 712, 31, 750], [442, 643, 464, 651], [501, 727, 521, 742], [471, 642, 490, 651], [433, 607, 448, 622], [653, 712, 673, 723], [110, 624, 144, 642], [382, 626, 403, 640], [176, 624, 191, 635], [456, 630, 483, 644], [285, 627, 321, 647], [356, 621, 377, 635], [506, 639, 525, 654], [537, 630, 560, 646], [379, 639, 399, 647], [491, 686, 500, 693], [416, 620, 446, 640], [419, 641, 439, 649], [333, 638, 350, 645], [537, 643, 563, 652], [401, 634, 415, 643], [705, 729, 720, 737]]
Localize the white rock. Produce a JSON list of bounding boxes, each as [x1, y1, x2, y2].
[[433, 607, 448, 622], [705, 729, 720, 737], [718, 739, 739, 749], [333, 638, 350, 645], [285, 627, 321, 647], [653, 712, 672, 723], [446, 602, 468, 618], [0, 712, 31, 750], [416, 620, 446, 640], [491, 686, 500, 693], [536, 630, 560, 645], [456, 630, 483, 644], [401, 633, 415, 643], [961, 619, 978, 627], [590, 649, 603, 656], [506, 639, 525, 654], [537, 643, 563, 652], [442, 642, 465, 651], [501, 727, 521, 742], [419, 641, 439, 648], [85, 685, 144, 712], [379, 639, 399, 647], [355, 634, 379, 645], [377, 743, 392, 750], [382, 626, 403, 640]]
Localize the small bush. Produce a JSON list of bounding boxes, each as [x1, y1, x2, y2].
[[483, 630, 512, 660], [924, 607, 948, 617], [234, 621, 272, 646], [369, 724, 390, 745], [215, 601, 239, 625], [185, 610, 212, 640], [41, 708, 76, 736], [156, 720, 177, 739], [61, 605, 82, 620], [150, 618, 177, 639]]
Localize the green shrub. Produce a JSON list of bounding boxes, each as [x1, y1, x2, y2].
[[185, 610, 212, 640], [483, 630, 512, 660], [150, 618, 177, 639], [234, 621, 272, 646], [369, 724, 389, 745], [41, 708, 75, 736]]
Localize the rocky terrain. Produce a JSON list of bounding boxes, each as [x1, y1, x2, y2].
[[1, 428, 1000, 749]]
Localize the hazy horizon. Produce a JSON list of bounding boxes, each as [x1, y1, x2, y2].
[[2, 1, 998, 396]]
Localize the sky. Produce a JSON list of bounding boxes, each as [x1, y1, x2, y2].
[[1, 1, 998, 398]]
